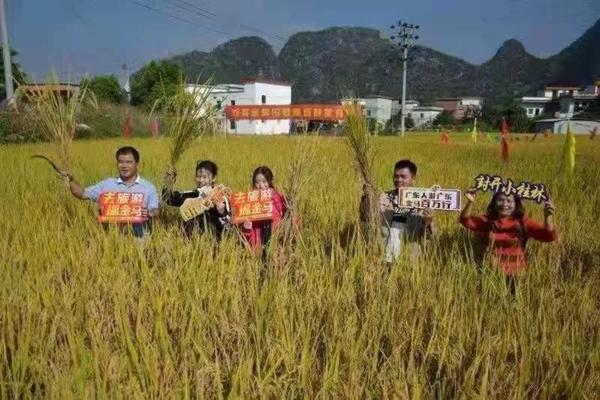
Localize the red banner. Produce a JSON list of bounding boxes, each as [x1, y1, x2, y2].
[[225, 104, 348, 121], [231, 189, 274, 224], [98, 192, 147, 223]]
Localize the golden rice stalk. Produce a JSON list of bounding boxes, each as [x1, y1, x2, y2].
[[17, 76, 97, 171], [153, 76, 217, 170], [343, 102, 379, 246], [270, 135, 318, 258]]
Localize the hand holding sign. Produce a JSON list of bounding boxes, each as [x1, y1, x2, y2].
[[544, 199, 555, 217], [464, 188, 477, 203]]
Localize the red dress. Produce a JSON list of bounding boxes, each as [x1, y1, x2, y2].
[[460, 215, 557, 275], [242, 190, 288, 252]]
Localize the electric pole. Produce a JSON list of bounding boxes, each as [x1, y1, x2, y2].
[[390, 21, 419, 136], [122, 62, 130, 103], [0, 0, 14, 103]]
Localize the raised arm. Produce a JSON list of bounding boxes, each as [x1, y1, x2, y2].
[[460, 188, 476, 220], [459, 188, 488, 232], [61, 172, 87, 200], [524, 200, 557, 242]]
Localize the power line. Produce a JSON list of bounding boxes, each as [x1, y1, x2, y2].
[[162, 0, 287, 43], [132, 0, 225, 36], [134, 0, 285, 53]]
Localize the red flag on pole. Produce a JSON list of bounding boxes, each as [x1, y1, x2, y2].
[[501, 117, 510, 162], [501, 118, 509, 138], [502, 136, 509, 162], [150, 117, 160, 138], [122, 112, 133, 138]]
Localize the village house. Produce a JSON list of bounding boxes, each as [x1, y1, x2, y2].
[[186, 78, 292, 135], [433, 97, 483, 120]]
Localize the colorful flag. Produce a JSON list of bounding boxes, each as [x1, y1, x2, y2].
[[440, 130, 450, 144], [122, 112, 133, 138], [471, 118, 478, 143], [501, 118, 509, 138], [150, 117, 160, 138], [501, 135, 509, 162], [559, 122, 576, 175]]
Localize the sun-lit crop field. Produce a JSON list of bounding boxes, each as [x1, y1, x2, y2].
[[1, 134, 599, 398]]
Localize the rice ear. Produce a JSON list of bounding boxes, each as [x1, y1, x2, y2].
[[343, 101, 380, 249], [156, 75, 217, 169], [17, 74, 97, 171]]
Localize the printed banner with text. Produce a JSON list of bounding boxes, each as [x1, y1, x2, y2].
[[98, 192, 147, 223], [399, 187, 462, 212], [231, 189, 274, 224], [225, 104, 349, 121]]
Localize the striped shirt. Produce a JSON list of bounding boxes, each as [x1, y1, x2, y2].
[[460, 215, 557, 275]]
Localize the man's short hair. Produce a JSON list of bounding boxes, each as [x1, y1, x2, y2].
[[394, 159, 417, 176], [116, 146, 140, 163], [196, 160, 218, 176]]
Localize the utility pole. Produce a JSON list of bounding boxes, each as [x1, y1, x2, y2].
[[122, 63, 131, 103], [0, 0, 14, 103], [390, 21, 419, 136]]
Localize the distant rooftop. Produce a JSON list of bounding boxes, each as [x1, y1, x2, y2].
[[240, 77, 292, 87]]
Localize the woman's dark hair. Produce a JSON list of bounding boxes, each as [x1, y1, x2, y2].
[[252, 166, 274, 188], [196, 160, 218, 176], [116, 146, 140, 162], [486, 191, 525, 220]]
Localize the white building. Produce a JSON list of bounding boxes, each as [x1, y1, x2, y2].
[[520, 83, 600, 119], [391, 99, 419, 118], [536, 85, 581, 99], [361, 96, 393, 126], [534, 119, 600, 134], [521, 96, 552, 118], [186, 78, 292, 135], [408, 106, 444, 128]]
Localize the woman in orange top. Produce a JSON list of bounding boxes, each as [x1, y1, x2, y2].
[[460, 188, 557, 276]]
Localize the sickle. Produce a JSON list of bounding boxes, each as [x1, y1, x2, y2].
[[31, 154, 62, 176]]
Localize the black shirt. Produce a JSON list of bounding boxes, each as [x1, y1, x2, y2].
[[162, 187, 230, 240]]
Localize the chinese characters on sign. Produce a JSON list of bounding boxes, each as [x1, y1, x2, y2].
[[231, 189, 274, 224], [473, 174, 549, 203], [225, 104, 349, 121], [179, 185, 233, 222], [398, 187, 462, 212], [98, 192, 146, 223]]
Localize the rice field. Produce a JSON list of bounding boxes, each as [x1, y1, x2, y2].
[[1, 134, 599, 398]]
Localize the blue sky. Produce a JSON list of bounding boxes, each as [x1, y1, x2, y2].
[[6, 0, 600, 81]]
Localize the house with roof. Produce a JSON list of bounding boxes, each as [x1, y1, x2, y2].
[[186, 78, 292, 135]]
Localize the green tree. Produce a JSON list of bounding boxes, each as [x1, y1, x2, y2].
[[384, 112, 414, 134], [0, 47, 27, 99], [405, 114, 415, 130], [432, 110, 454, 128], [81, 75, 123, 104], [130, 61, 183, 109], [481, 100, 532, 132]]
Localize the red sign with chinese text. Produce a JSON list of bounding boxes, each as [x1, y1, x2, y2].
[[98, 192, 147, 223], [231, 189, 273, 224], [225, 104, 349, 121]]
